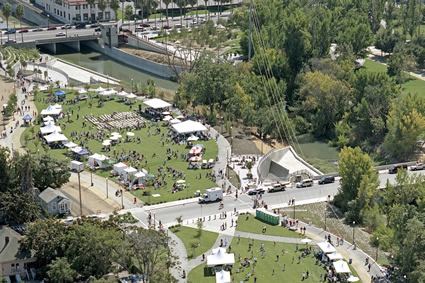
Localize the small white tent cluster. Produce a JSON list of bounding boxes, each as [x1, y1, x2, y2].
[[144, 98, 171, 109], [40, 121, 61, 135], [88, 153, 109, 168], [172, 120, 207, 134]]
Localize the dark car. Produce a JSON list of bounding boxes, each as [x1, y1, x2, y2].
[[319, 176, 335, 185], [47, 27, 57, 30], [5, 30, 16, 34], [247, 188, 265, 195], [76, 23, 86, 29], [388, 164, 408, 174], [90, 23, 100, 28], [94, 27, 101, 32], [141, 23, 150, 27]]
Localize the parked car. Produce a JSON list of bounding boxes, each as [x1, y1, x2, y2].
[[90, 23, 100, 28], [56, 32, 66, 37], [388, 164, 408, 174], [410, 162, 424, 171], [150, 26, 160, 31], [141, 23, 150, 27], [296, 179, 313, 188], [94, 27, 101, 32], [61, 24, 72, 29], [162, 25, 172, 29], [18, 29, 29, 33], [318, 176, 335, 185], [47, 27, 57, 30], [76, 23, 86, 29], [247, 188, 265, 195], [5, 30, 16, 34], [32, 27, 43, 32], [5, 39, 16, 43], [267, 182, 288, 193]]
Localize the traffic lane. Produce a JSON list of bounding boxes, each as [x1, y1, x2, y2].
[[1, 28, 99, 42]]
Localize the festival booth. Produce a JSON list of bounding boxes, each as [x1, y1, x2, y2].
[[333, 260, 351, 274], [43, 116, 55, 123], [40, 105, 62, 116], [64, 141, 78, 148], [52, 103, 62, 110], [207, 248, 235, 267], [44, 130, 68, 143], [172, 120, 208, 135], [318, 241, 337, 254], [327, 252, 344, 261], [143, 98, 172, 117], [123, 167, 138, 181], [88, 153, 109, 168], [215, 270, 231, 283], [40, 121, 61, 135], [169, 118, 181, 125], [113, 162, 128, 175], [55, 90, 66, 101], [132, 171, 146, 186], [22, 114, 33, 126]]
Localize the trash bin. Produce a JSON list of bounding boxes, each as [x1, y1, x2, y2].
[[349, 258, 352, 264]]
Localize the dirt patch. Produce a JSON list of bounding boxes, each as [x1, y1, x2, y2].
[[120, 46, 179, 65], [59, 176, 120, 216], [0, 76, 17, 130]]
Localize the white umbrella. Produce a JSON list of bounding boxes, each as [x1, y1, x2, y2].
[[114, 134, 122, 138], [162, 111, 171, 115], [347, 276, 360, 282], [104, 139, 111, 143], [78, 88, 87, 94], [111, 132, 119, 136], [102, 141, 111, 146], [301, 238, 312, 244], [176, 115, 184, 119], [95, 86, 105, 92], [163, 115, 173, 121], [110, 136, 119, 140], [127, 132, 135, 136]]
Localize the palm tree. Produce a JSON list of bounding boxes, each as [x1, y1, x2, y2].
[[173, 0, 185, 27], [151, 0, 159, 29], [203, 0, 208, 20], [163, 0, 172, 26], [98, 0, 107, 21], [2, 4, 11, 41], [187, 0, 196, 22], [110, 0, 120, 21], [86, 0, 96, 22], [137, 0, 147, 23], [15, 4, 24, 28]]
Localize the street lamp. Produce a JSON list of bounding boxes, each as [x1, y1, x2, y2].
[[78, 170, 83, 216], [107, 75, 109, 89], [352, 221, 355, 244], [376, 237, 379, 261], [131, 78, 134, 93], [47, 14, 50, 28], [293, 197, 296, 219], [106, 177, 109, 198]]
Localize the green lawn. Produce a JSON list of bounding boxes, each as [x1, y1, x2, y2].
[[22, 88, 218, 204], [236, 214, 304, 238], [363, 59, 387, 73], [189, 237, 362, 282], [170, 226, 218, 259]]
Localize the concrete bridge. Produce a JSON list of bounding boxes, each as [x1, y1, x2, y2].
[[8, 34, 101, 54]]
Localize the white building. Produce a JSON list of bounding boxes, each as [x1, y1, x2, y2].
[[35, 0, 116, 24]]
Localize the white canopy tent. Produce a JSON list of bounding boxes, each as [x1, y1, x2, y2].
[[206, 249, 235, 267], [327, 252, 344, 261], [347, 275, 360, 282], [40, 105, 61, 116], [52, 103, 62, 110], [124, 167, 138, 181], [132, 171, 146, 185], [64, 141, 78, 148], [169, 118, 181, 125], [172, 120, 208, 134], [212, 247, 227, 255], [215, 270, 231, 283], [163, 116, 173, 121], [43, 116, 54, 123], [88, 153, 109, 168], [333, 260, 351, 274], [78, 88, 87, 94], [44, 131, 68, 143], [99, 90, 117, 96], [117, 91, 128, 97], [94, 86, 106, 92], [144, 98, 172, 109], [187, 135, 199, 141], [113, 162, 128, 175], [317, 242, 337, 254], [71, 146, 83, 153], [40, 121, 62, 135], [126, 93, 137, 99]]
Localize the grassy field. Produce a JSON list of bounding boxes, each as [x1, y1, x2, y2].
[[22, 88, 218, 204], [236, 214, 304, 238], [170, 226, 218, 259], [188, 237, 362, 282]]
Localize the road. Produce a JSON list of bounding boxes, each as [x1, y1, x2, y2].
[[0, 28, 99, 44], [130, 169, 412, 227]]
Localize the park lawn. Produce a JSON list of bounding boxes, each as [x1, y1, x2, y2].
[[22, 88, 219, 204], [236, 214, 304, 239], [188, 237, 330, 283], [170, 226, 218, 259], [363, 59, 387, 73]]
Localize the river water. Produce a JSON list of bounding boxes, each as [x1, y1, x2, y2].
[[54, 45, 178, 91]]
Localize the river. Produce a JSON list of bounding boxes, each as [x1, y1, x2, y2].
[[54, 45, 178, 92]]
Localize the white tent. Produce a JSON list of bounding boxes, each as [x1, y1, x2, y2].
[[63, 141, 78, 148], [133, 171, 146, 185], [94, 86, 105, 92], [124, 167, 138, 181], [163, 116, 173, 121], [347, 275, 360, 282], [187, 135, 199, 141], [113, 162, 128, 174], [169, 118, 181, 125], [317, 241, 337, 254], [52, 103, 62, 110], [40, 121, 62, 135], [88, 153, 108, 168], [144, 98, 171, 109], [333, 260, 351, 274], [43, 116, 54, 123], [99, 90, 117, 96], [78, 88, 87, 94], [172, 120, 208, 134], [212, 247, 227, 255], [206, 249, 235, 267], [71, 146, 83, 153], [126, 93, 137, 99], [40, 105, 61, 116], [327, 252, 344, 261], [117, 91, 128, 97], [44, 130, 68, 143], [215, 270, 231, 283]]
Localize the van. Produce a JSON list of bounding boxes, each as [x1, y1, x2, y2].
[[76, 23, 86, 29], [388, 164, 408, 174], [296, 179, 313, 188]]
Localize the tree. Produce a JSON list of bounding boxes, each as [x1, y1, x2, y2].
[[2, 4, 11, 41], [86, 0, 96, 22], [125, 4, 133, 21], [175, 215, 183, 226], [0, 192, 41, 224], [375, 26, 404, 55], [110, 0, 120, 21], [173, 0, 185, 27], [15, 5, 24, 29], [384, 93, 425, 159], [298, 71, 351, 139], [98, 0, 107, 19], [32, 154, 71, 190], [335, 146, 376, 213], [403, 0, 422, 38], [387, 43, 416, 84], [44, 70, 48, 82], [18, 154, 35, 194], [47, 258, 77, 283], [163, 0, 172, 26], [68, 82, 75, 89]]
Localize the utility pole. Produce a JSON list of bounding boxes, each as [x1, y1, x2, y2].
[[106, 177, 109, 198], [248, 0, 252, 60], [376, 237, 379, 261], [78, 171, 83, 216], [293, 197, 296, 219]]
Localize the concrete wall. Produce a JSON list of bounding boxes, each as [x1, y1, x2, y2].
[[82, 40, 181, 79], [127, 36, 169, 55]]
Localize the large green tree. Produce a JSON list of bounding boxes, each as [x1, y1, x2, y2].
[[2, 3, 12, 41], [110, 0, 120, 20], [15, 4, 24, 28], [32, 154, 70, 190], [47, 257, 77, 283]]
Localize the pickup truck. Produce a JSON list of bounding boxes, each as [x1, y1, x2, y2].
[[410, 163, 424, 171], [267, 182, 288, 193]]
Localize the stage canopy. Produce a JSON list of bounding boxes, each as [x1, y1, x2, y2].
[[40, 105, 61, 116], [207, 249, 235, 267], [172, 120, 207, 134], [44, 130, 68, 143], [40, 121, 62, 135], [144, 98, 171, 109], [215, 270, 231, 283]]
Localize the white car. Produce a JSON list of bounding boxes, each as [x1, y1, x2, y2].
[[410, 163, 424, 171], [61, 24, 72, 29], [296, 179, 313, 188], [56, 32, 66, 37]]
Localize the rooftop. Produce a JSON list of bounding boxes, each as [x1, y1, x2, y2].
[[0, 226, 34, 263]]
